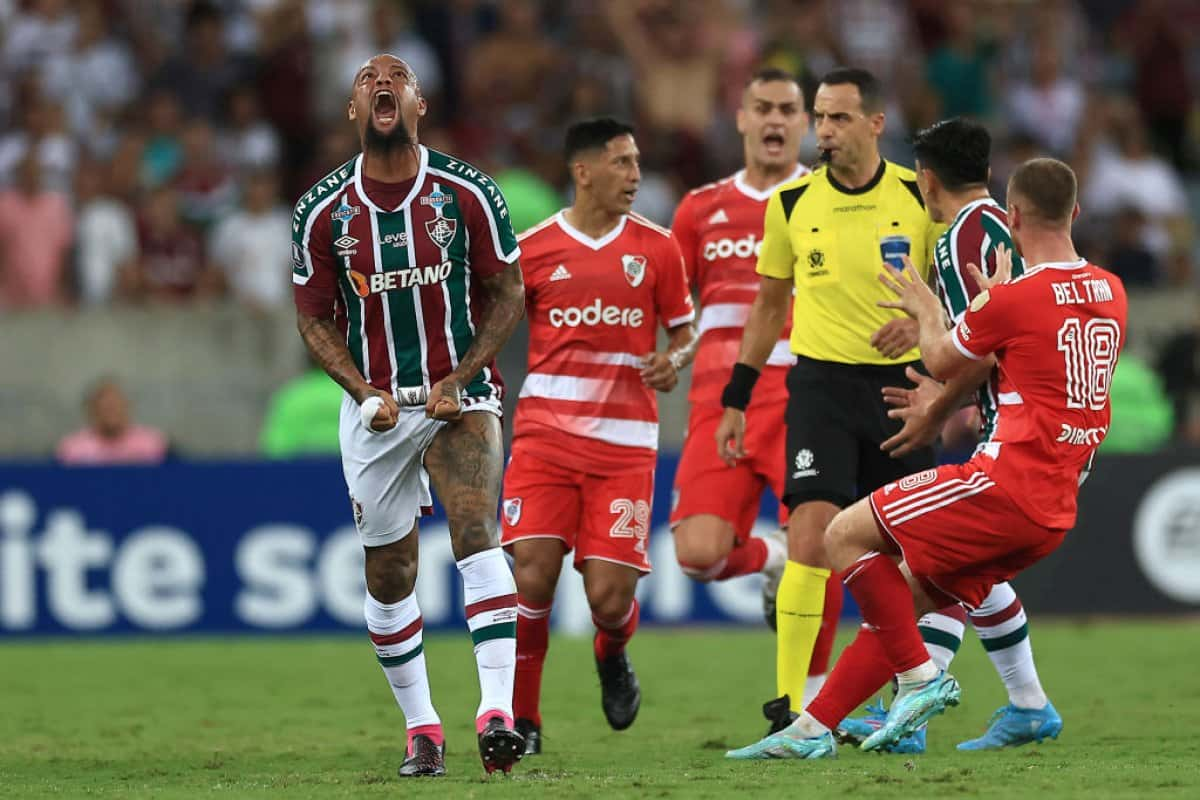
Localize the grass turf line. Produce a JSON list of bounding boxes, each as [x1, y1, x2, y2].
[[1, 621, 1197, 798]]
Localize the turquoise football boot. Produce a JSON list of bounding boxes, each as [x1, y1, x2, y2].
[[957, 702, 1063, 750], [862, 671, 960, 752], [838, 700, 926, 754], [725, 728, 837, 760]]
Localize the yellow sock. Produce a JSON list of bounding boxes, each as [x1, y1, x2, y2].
[[776, 560, 832, 712]]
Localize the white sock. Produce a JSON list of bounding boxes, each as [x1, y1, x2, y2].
[[364, 591, 440, 730], [918, 609, 966, 671], [896, 659, 939, 687], [458, 547, 518, 722], [970, 582, 1048, 710], [803, 674, 827, 706], [788, 711, 831, 738]]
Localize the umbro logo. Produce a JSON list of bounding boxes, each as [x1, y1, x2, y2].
[[707, 208, 729, 225], [549, 264, 572, 282], [334, 235, 358, 256]]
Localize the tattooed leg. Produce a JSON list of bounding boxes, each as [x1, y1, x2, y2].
[[424, 411, 505, 560]]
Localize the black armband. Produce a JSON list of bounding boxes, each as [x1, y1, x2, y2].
[[721, 363, 761, 410]]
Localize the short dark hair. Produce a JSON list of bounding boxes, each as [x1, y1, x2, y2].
[[911, 118, 991, 191], [746, 66, 801, 89], [818, 67, 883, 112], [564, 117, 635, 163], [1008, 158, 1077, 225]]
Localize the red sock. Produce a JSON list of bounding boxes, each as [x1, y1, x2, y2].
[[809, 569, 845, 676], [843, 553, 929, 673], [712, 537, 768, 580], [514, 597, 551, 726], [593, 599, 639, 660], [806, 625, 894, 729]]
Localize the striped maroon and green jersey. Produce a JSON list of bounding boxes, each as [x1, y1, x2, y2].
[[291, 146, 519, 406], [931, 197, 1025, 442]]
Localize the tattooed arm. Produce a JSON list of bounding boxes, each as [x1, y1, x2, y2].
[[297, 313, 398, 429], [426, 259, 526, 420]]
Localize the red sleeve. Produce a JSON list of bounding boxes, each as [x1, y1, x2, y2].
[[292, 212, 339, 320], [670, 192, 700, 287], [951, 281, 1020, 360], [655, 233, 696, 329]]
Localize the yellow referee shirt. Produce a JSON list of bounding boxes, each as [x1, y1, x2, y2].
[[758, 160, 941, 364]]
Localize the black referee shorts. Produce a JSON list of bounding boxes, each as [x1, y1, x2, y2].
[[782, 355, 936, 511]]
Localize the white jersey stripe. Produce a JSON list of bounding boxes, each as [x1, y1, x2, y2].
[[295, 191, 342, 286], [341, 190, 370, 381], [882, 471, 990, 514], [427, 166, 521, 263], [431, 181, 460, 371], [997, 391, 1024, 405], [557, 416, 658, 449], [519, 372, 616, 402], [667, 311, 696, 328], [888, 480, 996, 525], [569, 351, 644, 368], [365, 205, 397, 397]]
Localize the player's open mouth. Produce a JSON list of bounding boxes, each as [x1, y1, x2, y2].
[[622, 188, 637, 203], [762, 131, 785, 155], [372, 91, 398, 125]]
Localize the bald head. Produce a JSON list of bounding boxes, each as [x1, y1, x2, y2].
[[1007, 158, 1078, 228]]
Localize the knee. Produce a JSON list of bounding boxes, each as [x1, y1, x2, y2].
[[823, 510, 852, 562], [587, 580, 635, 623], [673, 527, 731, 580], [364, 539, 418, 602], [513, 556, 557, 603]]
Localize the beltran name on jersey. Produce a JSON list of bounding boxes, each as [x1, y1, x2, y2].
[[291, 146, 519, 406]]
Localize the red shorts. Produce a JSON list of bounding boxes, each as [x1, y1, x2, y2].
[[868, 460, 1065, 609], [501, 448, 654, 573], [671, 404, 788, 540]]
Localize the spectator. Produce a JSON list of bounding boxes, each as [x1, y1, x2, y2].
[[75, 159, 138, 305], [924, 3, 995, 119], [57, 377, 168, 465], [0, 88, 78, 192], [1125, 0, 1195, 171], [139, 89, 185, 188], [0, 154, 73, 308], [1083, 108, 1190, 272], [1105, 208, 1160, 287], [1158, 316, 1200, 444], [209, 170, 291, 311], [122, 185, 220, 302], [217, 84, 282, 172], [150, 0, 248, 124], [3, 0, 77, 75], [1006, 35, 1085, 157], [174, 118, 238, 230], [329, 0, 444, 113], [259, 364, 342, 458]]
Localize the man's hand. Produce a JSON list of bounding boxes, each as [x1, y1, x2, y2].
[[715, 407, 747, 466], [870, 317, 920, 359], [966, 242, 1014, 292], [880, 366, 947, 457], [640, 352, 678, 392], [425, 376, 463, 421], [877, 254, 941, 320], [363, 390, 400, 432]]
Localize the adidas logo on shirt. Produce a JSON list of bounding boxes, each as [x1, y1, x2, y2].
[[549, 264, 572, 282], [707, 208, 729, 224]]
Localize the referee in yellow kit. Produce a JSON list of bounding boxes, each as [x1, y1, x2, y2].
[[715, 67, 941, 734]]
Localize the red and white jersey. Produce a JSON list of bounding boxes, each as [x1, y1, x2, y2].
[[952, 259, 1128, 529], [513, 211, 695, 474], [671, 166, 808, 407]]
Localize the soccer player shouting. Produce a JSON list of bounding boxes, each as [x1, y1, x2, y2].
[[503, 119, 696, 753], [292, 54, 526, 777], [728, 158, 1125, 759], [669, 68, 843, 717]]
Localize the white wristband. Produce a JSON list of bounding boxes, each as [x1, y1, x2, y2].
[[359, 396, 384, 431]]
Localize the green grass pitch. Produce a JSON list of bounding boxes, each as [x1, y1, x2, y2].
[[2, 621, 1198, 798]]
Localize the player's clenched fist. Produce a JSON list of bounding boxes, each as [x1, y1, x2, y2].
[[359, 391, 400, 432], [425, 377, 464, 421], [640, 351, 679, 392], [715, 407, 747, 467]]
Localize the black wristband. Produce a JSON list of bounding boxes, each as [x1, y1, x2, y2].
[[721, 363, 761, 410]]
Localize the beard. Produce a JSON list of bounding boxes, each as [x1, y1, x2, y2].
[[364, 117, 416, 154]]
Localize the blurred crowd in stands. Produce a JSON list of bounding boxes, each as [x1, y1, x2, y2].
[[1, 0, 1198, 456]]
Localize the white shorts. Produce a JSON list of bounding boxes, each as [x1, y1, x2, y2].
[[338, 393, 501, 547]]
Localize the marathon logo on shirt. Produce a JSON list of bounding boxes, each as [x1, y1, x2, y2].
[[703, 235, 762, 261], [347, 261, 453, 297]]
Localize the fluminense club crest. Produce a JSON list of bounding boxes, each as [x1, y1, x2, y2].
[[425, 216, 458, 248], [621, 254, 647, 287]]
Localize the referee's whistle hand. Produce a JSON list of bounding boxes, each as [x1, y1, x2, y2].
[[715, 408, 746, 466], [870, 318, 920, 359]]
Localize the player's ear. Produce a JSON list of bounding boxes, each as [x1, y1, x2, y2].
[[735, 106, 747, 136], [1071, 203, 1080, 222], [416, 94, 427, 118], [347, 99, 357, 122]]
